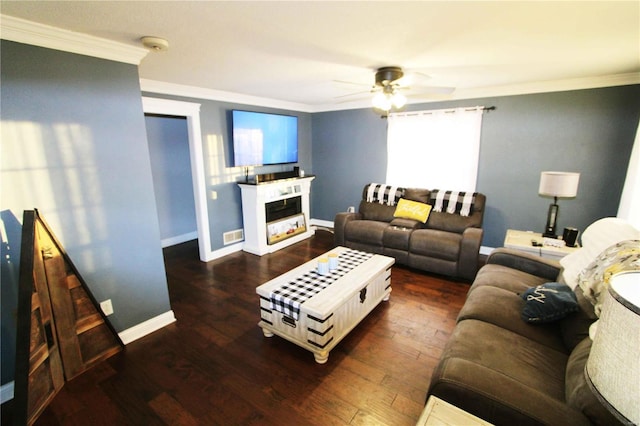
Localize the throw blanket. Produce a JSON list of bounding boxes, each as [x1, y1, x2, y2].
[[431, 190, 476, 217], [366, 183, 405, 206]]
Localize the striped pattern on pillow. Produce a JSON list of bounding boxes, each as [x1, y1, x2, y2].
[[365, 183, 405, 206], [431, 190, 477, 217]]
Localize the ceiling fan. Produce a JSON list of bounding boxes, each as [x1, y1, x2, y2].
[[335, 66, 455, 116]]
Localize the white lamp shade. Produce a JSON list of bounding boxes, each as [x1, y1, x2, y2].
[[586, 271, 640, 424], [538, 171, 580, 198]]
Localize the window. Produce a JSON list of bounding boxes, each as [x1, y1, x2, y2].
[[385, 107, 485, 191]]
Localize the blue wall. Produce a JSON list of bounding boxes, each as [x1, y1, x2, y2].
[[311, 86, 640, 248], [1, 41, 172, 385], [145, 115, 197, 241]]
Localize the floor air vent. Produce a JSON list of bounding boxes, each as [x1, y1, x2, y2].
[[223, 229, 244, 245]]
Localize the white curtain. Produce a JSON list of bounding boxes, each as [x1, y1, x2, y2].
[[386, 107, 484, 191], [617, 119, 640, 229]]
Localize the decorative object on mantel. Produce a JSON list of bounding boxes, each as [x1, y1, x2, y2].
[[585, 271, 640, 425], [538, 171, 580, 238]]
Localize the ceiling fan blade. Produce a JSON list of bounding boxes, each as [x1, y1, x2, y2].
[[394, 71, 431, 87], [334, 89, 373, 99], [336, 96, 372, 104], [333, 79, 372, 88], [405, 85, 456, 95]]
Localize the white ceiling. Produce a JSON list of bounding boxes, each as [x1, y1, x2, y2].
[[1, 1, 639, 111]]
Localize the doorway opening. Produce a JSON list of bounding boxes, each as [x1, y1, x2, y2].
[[142, 97, 211, 262]]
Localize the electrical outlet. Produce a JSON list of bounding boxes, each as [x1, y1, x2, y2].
[[100, 299, 114, 316]]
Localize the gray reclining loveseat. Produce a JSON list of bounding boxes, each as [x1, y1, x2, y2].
[[334, 183, 486, 280]]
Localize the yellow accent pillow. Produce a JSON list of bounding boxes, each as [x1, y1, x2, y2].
[[393, 198, 432, 223]]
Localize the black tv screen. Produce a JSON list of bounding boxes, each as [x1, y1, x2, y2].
[[232, 110, 298, 167]]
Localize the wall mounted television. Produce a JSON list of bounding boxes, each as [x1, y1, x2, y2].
[[232, 110, 298, 167]]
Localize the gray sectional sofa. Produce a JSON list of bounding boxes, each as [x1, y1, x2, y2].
[[427, 218, 640, 425], [334, 183, 485, 280]]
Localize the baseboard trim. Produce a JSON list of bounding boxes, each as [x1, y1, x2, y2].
[[1, 381, 14, 404], [118, 310, 176, 345], [161, 232, 198, 248], [202, 242, 244, 262], [310, 219, 334, 230]]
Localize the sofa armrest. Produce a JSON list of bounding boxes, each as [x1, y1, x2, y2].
[[334, 212, 362, 246], [487, 248, 561, 282], [458, 227, 483, 280]]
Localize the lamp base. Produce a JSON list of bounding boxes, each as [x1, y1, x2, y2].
[[543, 203, 559, 239]]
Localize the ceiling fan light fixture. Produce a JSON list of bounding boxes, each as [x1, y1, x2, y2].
[[375, 66, 404, 87], [391, 92, 406, 108], [372, 92, 392, 111], [369, 66, 423, 115]]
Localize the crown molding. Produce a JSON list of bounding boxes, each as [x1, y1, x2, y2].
[[450, 72, 640, 103], [140, 79, 313, 113], [0, 14, 148, 65]]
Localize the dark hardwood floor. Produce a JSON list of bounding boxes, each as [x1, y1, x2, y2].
[[4, 229, 471, 425]]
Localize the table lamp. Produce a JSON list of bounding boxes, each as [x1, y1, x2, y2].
[[538, 171, 580, 238], [585, 271, 640, 425]]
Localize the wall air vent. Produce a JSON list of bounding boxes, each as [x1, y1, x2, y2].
[[223, 229, 244, 245]]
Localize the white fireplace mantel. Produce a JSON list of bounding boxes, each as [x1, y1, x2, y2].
[[238, 176, 315, 255]]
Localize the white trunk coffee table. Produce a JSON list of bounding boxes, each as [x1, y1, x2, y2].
[[256, 246, 394, 364]]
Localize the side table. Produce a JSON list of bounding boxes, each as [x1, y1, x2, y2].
[[504, 229, 579, 261], [416, 396, 493, 426]]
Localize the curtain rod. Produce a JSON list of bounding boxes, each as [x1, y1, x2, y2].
[[391, 106, 496, 117], [450, 106, 496, 114]]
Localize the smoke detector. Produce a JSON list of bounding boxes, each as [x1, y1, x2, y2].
[[140, 36, 169, 52]]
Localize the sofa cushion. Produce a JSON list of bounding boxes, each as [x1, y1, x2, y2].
[[565, 337, 620, 425], [344, 220, 388, 245], [425, 211, 481, 234], [393, 198, 432, 223], [403, 187, 430, 203], [383, 225, 412, 250], [429, 319, 589, 426], [469, 263, 549, 296], [410, 229, 461, 261], [520, 282, 579, 324], [358, 199, 396, 222], [559, 286, 598, 352], [457, 284, 567, 352]]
